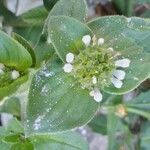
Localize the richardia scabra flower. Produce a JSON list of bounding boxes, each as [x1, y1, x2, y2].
[[63, 35, 131, 102]]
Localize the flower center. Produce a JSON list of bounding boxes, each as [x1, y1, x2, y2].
[[72, 45, 116, 90]]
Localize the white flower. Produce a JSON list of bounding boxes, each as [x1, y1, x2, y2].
[[98, 38, 104, 45], [11, 70, 20, 80], [82, 35, 91, 46], [0, 63, 5, 69], [107, 47, 114, 51], [111, 77, 123, 88], [92, 76, 97, 84], [66, 53, 74, 63], [115, 59, 131, 68], [0, 69, 4, 75], [90, 88, 102, 102], [63, 63, 73, 73], [113, 70, 126, 80]]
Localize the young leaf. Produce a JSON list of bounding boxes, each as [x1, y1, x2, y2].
[[30, 131, 88, 150], [88, 16, 150, 95], [0, 30, 32, 71], [48, 16, 93, 62], [25, 57, 98, 135]]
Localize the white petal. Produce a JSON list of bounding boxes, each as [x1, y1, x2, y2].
[[0, 63, 5, 69], [93, 89, 103, 102], [115, 59, 131, 68], [63, 63, 73, 73], [66, 53, 74, 63], [92, 76, 97, 84], [98, 38, 104, 45], [107, 47, 114, 51], [113, 70, 126, 80], [89, 90, 94, 96], [82, 35, 91, 46], [111, 77, 123, 89], [11, 70, 20, 80], [0, 69, 4, 75]]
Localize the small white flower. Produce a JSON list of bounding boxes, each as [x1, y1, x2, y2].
[[90, 88, 102, 102], [92, 76, 97, 84], [113, 70, 126, 80], [82, 35, 91, 46], [107, 47, 114, 51], [63, 63, 73, 73], [0, 69, 4, 75], [0, 63, 5, 69], [111, 77, 123, 89], [115, 58, 131, 68], [98, 38, 104, 45], [11, 70, 20, 80], [66, 53, 74, 63]]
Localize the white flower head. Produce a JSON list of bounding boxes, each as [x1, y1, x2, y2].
[[82, 35, 91, 46], [115, 58, 131, 68], [66, 53, 74, 63], [0, 69, 4, 75], [11, 70, 20, 80], [0, 63, 5, 70], [98, 38, 104, 46], [90, 88, 102, 102], [92, 76, 97, 84], [63, 63, 73, 73], [107, 47, 114, 52], [113, 70, 126, 80], [111, 77, 123, 89]]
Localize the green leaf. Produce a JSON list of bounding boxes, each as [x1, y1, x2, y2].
[[25, 57, 98, 135], [0, 30, 32, 71], [14, 26, 43, 46], [12, 32, 36, 67], [48, 0, 87, 22], [88, 16, 150, 94], [43, 0, 59, 11], [20, 6, 48, 26], [10, 142, 34, 150], [140, 121, 150, 150], [88, 115, 107, 135], [0, 74, 28, 100], [0, 96, 21, 117], [48, 16, 93, 62], [34, 39, 55, 67], [30, 131, 88, 150], [125, 91, 150, 110]]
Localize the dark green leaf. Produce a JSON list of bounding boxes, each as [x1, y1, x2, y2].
[[88, 115, 107, 135], [25, 57, 98, 135], [20, 6, 48, 26], [43, 0, 59, 11]]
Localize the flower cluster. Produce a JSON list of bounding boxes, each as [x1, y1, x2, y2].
[[63, 35, 130, 102]]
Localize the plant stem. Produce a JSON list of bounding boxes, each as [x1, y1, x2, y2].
[[126, 107, 150, 120]]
